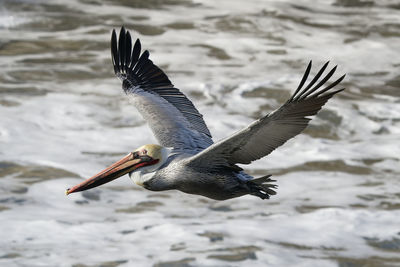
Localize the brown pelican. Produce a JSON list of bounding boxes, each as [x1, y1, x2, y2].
[[66, 27, 345, 200]]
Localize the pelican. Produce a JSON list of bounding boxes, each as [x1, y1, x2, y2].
[[66, 27, 345, 200]]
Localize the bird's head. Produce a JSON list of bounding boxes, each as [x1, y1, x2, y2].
[[66, 144, 169, 195]]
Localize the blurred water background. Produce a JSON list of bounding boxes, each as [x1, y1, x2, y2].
[[0, 0, 400, 266]]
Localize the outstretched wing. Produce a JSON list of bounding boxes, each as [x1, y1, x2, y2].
[[111, 27, 213, 151], [188, 61, 345, 168]]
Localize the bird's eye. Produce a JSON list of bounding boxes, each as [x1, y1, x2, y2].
[[142, 149, 147, 155]]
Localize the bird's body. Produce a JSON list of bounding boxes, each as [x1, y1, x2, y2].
[[132, 151, 271, 200], [119, 144, 269, 200], [139, 157, 241, 200], [66, 27, 345, 201]]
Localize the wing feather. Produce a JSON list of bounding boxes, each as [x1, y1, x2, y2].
[[111, 27, 213, 150], [188, 61, 345, 167]]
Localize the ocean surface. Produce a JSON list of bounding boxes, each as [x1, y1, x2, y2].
[[0, 0, 399, 266]]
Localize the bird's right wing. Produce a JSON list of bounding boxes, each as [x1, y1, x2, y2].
[[187, 61, 345, 168], [112, 27, 213, 151]]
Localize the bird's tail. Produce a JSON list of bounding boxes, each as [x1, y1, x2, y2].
[[247, 175, 277, 199]]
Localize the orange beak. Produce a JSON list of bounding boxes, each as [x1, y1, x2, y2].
[[66, 152, 158, 195]]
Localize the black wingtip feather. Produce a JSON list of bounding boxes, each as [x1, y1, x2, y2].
[[118, 27, 126, 72], [291, 60, 312, 101], [290, 61, 345, 103], [131, 39, 141, 68], [125, 31, 132, 69], [111, 29, 119, 74]]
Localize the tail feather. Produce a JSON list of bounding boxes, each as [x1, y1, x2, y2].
[[247, 175, 277, 199]]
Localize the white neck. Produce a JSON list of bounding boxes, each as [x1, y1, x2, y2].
[[129, 147, 172, 186]]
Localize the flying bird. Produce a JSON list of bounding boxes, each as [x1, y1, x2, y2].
[[66, 27, 345, 200]]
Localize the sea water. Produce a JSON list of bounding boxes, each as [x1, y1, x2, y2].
[[0, 0, 399, 266]]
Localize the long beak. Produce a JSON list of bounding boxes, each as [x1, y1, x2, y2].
[[66, 153, 154, 195]]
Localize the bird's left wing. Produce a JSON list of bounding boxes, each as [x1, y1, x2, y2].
[[111, 27, 213, 151], [187, 61, 345, 168]]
